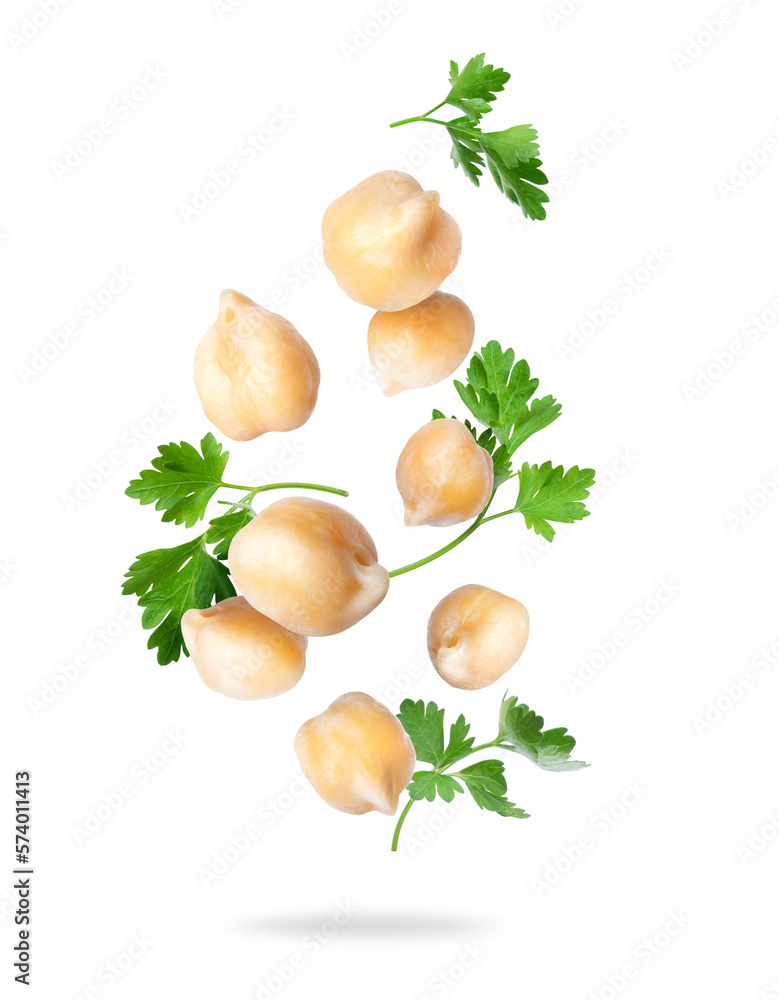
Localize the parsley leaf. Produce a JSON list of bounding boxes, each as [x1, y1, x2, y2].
[[484, 152, 549, 221], [397, 700, 476, 769], [439, 714, 476, 768], [390, 53, 549, 217], [508, 396, 562, 452], [122, 534, 235, 664], [447, 121, 486, 185], [497, 695, 589, 772], [407, 771, 464, 803], [479, 124, 540, 163], [205, 508, 253, 560], [393, 695, 582, 848], [391, 342, 593, 579], [464, 419, 498, 453], [455, 342, 540, 445], [126, 433, 229, 527], [123, 435, 352, 665], [444, 54, 510, 121], [456, 760, 530, 818], [396, 699, 446, 766], [447, 121, 549, 220], [514, 462, 595, 541], [452, 342, 564, 489]]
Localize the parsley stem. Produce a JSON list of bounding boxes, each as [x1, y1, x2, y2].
[[479, 508, 516, 524], [466, 741, 501, 754], [419, 117, 463, 129], [221, 482, 349, 498], [389, 101, 447, 127], [389, 115, 426, 128], [391, 739, 506, 850], [391, 797, 416, 852], [389, 114, 475, 135], [387, 490, 497, 578], [422, 100, 447, 118]]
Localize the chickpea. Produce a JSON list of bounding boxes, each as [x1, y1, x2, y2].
[[396, 418, 494, 527], [295, 692, 416, 815], [193, 289, 320, 441], [368, 292, 475, 396], [228, 497, 389, 636], [427, 584, 530, 690], [181, 596, 307, 700], [322, 170, 462, 311]]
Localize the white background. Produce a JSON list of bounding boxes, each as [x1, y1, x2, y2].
[[2, 0, 778, 997]]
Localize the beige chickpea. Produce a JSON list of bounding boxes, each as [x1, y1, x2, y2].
[[368, 292, 475, 396], [181, 596, 307, 700], [295, 692, 416, 815], [193, 289, 320, 441], [396, 418, 494, 527], [428, 584, 530, 690], [322, 171, 462, 311], [228, 497, 389, 636]]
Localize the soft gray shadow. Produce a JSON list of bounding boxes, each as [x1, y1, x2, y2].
[[228, 913, 495, 939]]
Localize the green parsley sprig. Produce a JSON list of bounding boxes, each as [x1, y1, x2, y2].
[[390, 53, 549, 219], [123, 345, 593, 656], [388, 341, 595, 577], [392, 693, 588, 851], [121, 433, 348, 664]]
